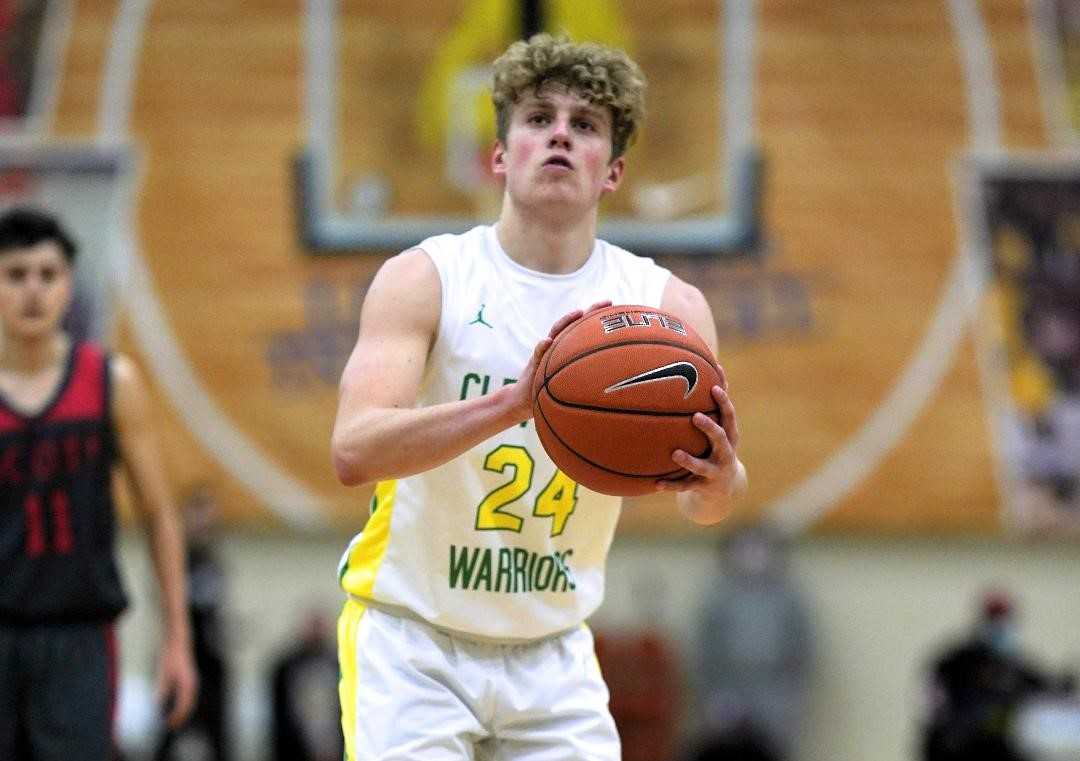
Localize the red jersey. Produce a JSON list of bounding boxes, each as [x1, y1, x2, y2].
[[0, 342, 126, 623]]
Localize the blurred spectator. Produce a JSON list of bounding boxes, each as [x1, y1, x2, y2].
[[0, 0, 47, 121], [156, 484, 230, 761], [592, 628, 680, 761], [920, 589, 1058, 761], [689, 525, 813, 761], [687, 728, 781, 761], [268, 610, 343, 761]]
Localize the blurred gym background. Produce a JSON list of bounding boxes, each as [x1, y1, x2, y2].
[[4, 1, 1080, 760]]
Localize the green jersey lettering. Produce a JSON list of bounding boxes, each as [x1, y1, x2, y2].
[[551, 550, 576, 592], [449, 544, 481, 589], [446, 545, 577, 594], [495, 548, 513, 592], [534, 556, 554, 591], [513, 548, 529, 593], [474, 550, 493, 591]]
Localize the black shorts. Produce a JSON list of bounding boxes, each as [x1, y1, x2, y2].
[[0, 621, 119, 761]]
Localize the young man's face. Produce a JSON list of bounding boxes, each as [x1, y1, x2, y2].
[[0, 241, 73, 341], [493, 82, 625, 215]]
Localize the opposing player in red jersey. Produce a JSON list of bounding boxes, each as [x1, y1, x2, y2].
[[0, 207, 197, 760]]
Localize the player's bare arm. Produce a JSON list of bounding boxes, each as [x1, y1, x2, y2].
[[658, 275, 748, 524], [331, 249, 587, 487], [111, 354, 198, 727]]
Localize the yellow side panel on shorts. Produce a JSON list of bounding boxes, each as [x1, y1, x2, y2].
[[337, 597, 367, 761], [340, 480, 397, 599]]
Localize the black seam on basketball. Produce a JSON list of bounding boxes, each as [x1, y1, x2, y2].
[[548, 339, 717, 377], [539, 400, 721, 418], [542, 311, 588, 381], [539, 340, 720, 401], [536, 388, 696, 480]]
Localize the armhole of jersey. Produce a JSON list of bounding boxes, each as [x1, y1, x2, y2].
[[416, 241, 452, 359], [650, 261, 673, 308], [606, 243, 672, 309]]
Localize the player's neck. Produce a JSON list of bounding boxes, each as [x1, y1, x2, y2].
[[0, 331, 69, 374], [494, 205, 597, 275]]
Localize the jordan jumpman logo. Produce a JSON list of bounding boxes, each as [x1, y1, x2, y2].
[[469, 304, 494, 329]]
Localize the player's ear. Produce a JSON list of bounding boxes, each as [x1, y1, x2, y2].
[[602, 156, 625, 193], [491, 141, 507, 178]]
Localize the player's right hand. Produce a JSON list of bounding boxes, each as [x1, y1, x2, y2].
[[513, 301, 613, 423], [157, 635, 199, 729]]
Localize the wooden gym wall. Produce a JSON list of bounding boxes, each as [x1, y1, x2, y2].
[[46, 0, 1048, 536]]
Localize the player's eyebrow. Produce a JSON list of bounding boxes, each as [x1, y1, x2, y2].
[[520, 95, 608, 124], [575, 104, 608, 123], [519, 94, 553, 110]]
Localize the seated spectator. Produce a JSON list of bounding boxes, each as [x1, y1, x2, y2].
[[269, 610, 343, 761], [921, 589, 1054, 761]]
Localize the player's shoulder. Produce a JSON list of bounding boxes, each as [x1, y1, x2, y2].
[[106, 352, 156, 426], [382, 225, 488, 279], [661, 275, 715, 350], [597, 236, 646, 261], [413, 225, 490, 268], [598, 237, 669, 275], [362, 243, 446, 332], [63, 339, 111, 380], [595, 237, 673, 306], [377, 246, 439, 284], [661, 273, 708, 314], [107, 352, 144, 390]]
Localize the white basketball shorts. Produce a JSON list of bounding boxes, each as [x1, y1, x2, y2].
[[337, 598, 620, 761]]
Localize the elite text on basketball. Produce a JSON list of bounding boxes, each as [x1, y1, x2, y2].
[[599, 311, 688, 335]]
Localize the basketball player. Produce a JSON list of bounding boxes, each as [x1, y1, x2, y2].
[[331, 34, 747, 760], [0, 208, 197, 760]]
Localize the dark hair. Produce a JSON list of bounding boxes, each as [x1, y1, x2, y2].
[[0, 207, 78, 262]]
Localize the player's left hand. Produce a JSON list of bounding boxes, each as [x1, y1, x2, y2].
[[157, 635, 199, 728], [656, 379, 742, 499]]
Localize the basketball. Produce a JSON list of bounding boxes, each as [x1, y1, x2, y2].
[[531, 304, 723, 497]]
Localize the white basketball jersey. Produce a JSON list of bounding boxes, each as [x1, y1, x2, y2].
[[338, 225, 671, 641]]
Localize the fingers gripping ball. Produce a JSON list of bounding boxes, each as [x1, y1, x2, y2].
[[531, 305, 723, 496]]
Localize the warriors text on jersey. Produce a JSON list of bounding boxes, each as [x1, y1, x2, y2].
[[0, 343, 125, 624], [338, 225, 671, 641]]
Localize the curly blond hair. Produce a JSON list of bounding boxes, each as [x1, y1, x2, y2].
[[491, 34, 646, 161]]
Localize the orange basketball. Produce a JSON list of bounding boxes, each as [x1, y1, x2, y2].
[[531, 304, 723, 497]]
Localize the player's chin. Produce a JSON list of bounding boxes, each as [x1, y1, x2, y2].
[[531, 185, 585, 203], [10, 319, 60, 340]]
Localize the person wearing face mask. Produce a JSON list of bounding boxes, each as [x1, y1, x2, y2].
[[921, 589, 1051, 761]]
